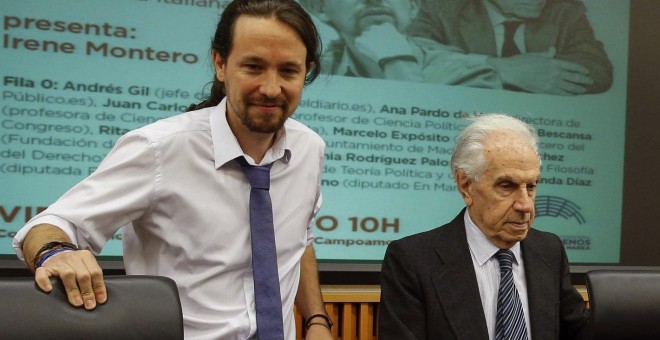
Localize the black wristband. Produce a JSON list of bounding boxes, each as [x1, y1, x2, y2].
[[305, 313, 333, 330], [307, 322, 331, 331], [32, 241, 78, 268]]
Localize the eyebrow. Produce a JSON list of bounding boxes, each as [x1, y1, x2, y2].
[[494, 175, 541, 185], [239, 55, 303, 69]]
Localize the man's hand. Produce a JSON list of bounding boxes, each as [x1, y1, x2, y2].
[[487, 48, 594, 95], [35, 249, 107, 310], [23, 224, 108, 310]]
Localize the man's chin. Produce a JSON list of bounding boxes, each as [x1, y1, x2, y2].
[[502, 228, 529, 243], [511, 230, 529, 243], [246, 123, 283, 134], [242, 110, 288, 133], [245, 118, 287, 134]]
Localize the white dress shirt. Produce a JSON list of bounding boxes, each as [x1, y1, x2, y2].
[[13, 98, 325, 340], [465, 210, 532, 340]]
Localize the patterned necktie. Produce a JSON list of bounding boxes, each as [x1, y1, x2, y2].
[[502, 21, 522, 57], [495, 249, 528, 340], [237, 157, 284, 340]]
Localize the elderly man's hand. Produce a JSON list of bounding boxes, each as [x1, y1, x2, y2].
[[35, 249, 107, 310], [487, 48, 594, 95]]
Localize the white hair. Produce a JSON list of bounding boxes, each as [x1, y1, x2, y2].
[[450, 113, 540, 181]]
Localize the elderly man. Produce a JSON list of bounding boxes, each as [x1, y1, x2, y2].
[[379, 114, 589, 339], [410, 0, 613, 95]]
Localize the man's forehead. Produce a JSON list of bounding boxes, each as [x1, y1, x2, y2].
[[231, 15, 305, 48], [485, 131, 533, 151], [483, 134, 539, 173], [485, 154, 541, 179]]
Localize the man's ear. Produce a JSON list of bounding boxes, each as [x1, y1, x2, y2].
[[456, 170, 473, 206], [306, 62, 315, 78], [212, 50, 226, 82]]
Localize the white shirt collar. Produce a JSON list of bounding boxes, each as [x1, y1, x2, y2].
[[211, 97, 291, 168], [464, 208, 523, 267]]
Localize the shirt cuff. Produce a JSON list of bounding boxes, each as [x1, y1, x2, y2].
[[12, 215, 78, 261]]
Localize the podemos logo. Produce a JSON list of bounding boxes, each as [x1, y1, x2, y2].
[[534, 195, 586, 224], [534, 195, 591, 251], [560, 236, 591, 251]]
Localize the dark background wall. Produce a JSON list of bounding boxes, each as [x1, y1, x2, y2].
[[620, 0, 660, 267], [544, 0, 660, 284]]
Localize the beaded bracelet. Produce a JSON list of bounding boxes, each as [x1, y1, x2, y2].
[[32, 241, 78, 269], [36, 248, 74, 268]]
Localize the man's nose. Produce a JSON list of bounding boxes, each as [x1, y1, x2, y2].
[[259, 71, 282, 98], [513, 190, 534, 213]]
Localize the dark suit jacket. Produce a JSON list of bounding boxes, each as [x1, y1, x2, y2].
[[379, 210, 589, 339], [409, 0, 613, 94]]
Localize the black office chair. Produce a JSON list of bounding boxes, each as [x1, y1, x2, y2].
[[586, 269, 660, 340], [0, 275, 183, 340]]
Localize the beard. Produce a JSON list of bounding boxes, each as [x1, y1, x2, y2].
[[230, 95, 291, 134]]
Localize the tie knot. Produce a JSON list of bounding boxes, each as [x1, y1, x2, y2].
[[495, 249, 514, 272], [236, 157, 273, 190]]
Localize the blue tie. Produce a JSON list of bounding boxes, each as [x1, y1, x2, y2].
[[237, 157, 284, 340], [495, 249, 528, 340]]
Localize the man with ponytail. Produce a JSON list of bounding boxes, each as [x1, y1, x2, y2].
[[14, 0, 333, 338]]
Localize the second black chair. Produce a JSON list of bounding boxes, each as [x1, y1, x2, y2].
[[586, 269, 660, 340]]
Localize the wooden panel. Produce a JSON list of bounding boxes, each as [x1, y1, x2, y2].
[[295, 285, 588, 338], [321, 285, 381, 303], [359, 302, 374, 339], [342, 302, 357, 340], [575, 285, 590, 309], [326, 303, 340, 338]]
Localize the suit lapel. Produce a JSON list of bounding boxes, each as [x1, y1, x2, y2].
[[524, 16, 559, 53], [431, 213, 489, 339], [522, 233, 556, 340]]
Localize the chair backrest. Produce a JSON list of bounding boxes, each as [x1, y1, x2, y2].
[[0, 275, 183, 340], [586, 269, 660, 340]]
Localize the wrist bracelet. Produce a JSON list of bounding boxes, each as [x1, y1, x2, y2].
[[305, 313, 333, 330], [36, 248, 73, 268], [306, 322, 331, 331], [32, 241, 78, 269]]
